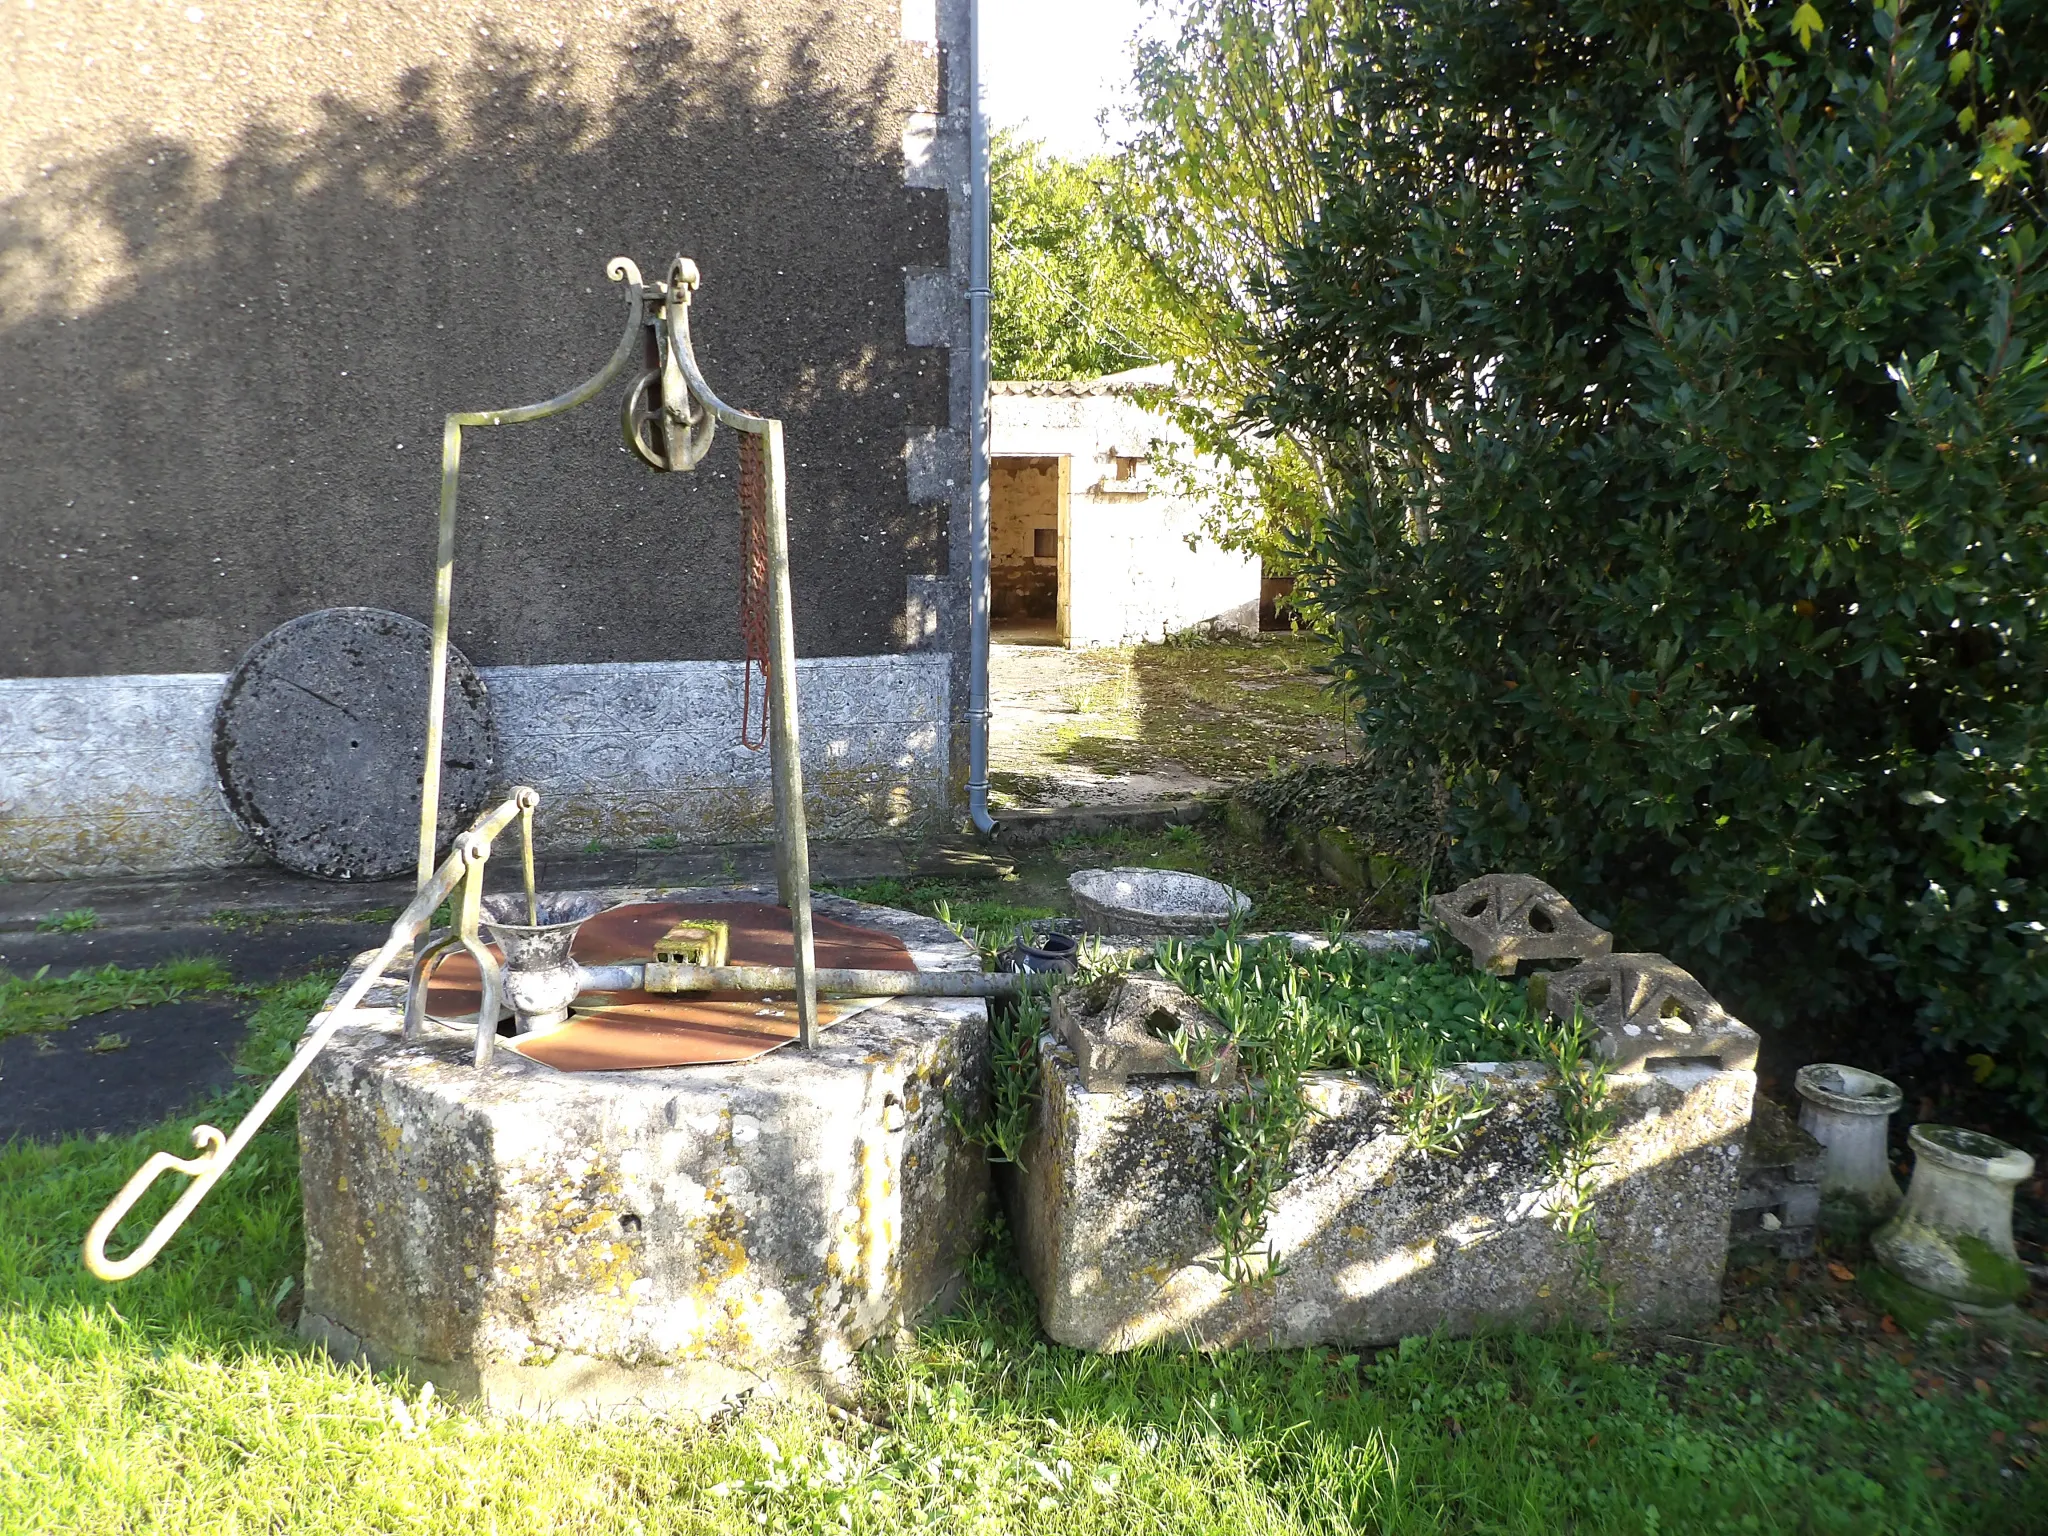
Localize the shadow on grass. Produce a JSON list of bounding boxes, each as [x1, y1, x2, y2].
[[0, 973, 336, 1349]]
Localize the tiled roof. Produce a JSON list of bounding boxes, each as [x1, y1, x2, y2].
[[990, 363, 1175, 396]]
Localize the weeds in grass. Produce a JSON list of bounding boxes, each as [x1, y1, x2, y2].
[[0, 957, 236, 1041], [829, 878, 1056, 946], [924, 901, 1046, 1166], [207, 907, 322, 931], [34, 907, 98, 933], [961, 990, 1046, 1165], [237, 974, 345, 1078], [1529, 1000, 1615, 1298]]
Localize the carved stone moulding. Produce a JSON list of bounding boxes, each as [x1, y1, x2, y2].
[[1542, 951, 1760, 1074], [1428, 873, 1613, 976]]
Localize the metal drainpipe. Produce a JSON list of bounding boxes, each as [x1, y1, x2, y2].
[[964, 0, 997, 835]]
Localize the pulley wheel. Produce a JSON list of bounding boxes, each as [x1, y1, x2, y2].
[[213, 608, 497, 881]]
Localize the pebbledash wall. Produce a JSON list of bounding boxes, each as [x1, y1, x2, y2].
[[0, 1, 980, 878]]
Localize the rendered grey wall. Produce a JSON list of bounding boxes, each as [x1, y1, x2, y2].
[[0, 0, 958, 677]]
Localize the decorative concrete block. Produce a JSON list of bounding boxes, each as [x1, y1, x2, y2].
[[1543, 953, 1760, 1074], [1050, 974, 1235, 1094], [1731, 1095, 1824, 1260], [1014, 1038, 1753, 1351], [298, 889, 990, 1419], [1429, 873, 1612, 976]]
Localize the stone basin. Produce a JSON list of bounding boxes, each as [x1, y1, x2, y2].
[[296, 886, 990, 1419], [1068, 867, 1252, 936], [1014, 962, 1759, 1350]]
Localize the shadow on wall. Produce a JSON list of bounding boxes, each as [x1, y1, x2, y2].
[[0, 7, 950, 679]]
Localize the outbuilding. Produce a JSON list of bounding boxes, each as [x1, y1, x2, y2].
[[989, 367, 1260, 648]]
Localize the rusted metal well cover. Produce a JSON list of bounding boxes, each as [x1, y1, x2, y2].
[[213, 607, 495, 881]]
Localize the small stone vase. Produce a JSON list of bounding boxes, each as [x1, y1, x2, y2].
[[1795, 1063, 1904, 1233], [1871, 1125, 2034, 1315]]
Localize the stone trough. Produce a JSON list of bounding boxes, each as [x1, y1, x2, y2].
[[1016, 1030, 1756, 1350], [1013, 928, 1761, 1351], [296, 887, 989, 1419]]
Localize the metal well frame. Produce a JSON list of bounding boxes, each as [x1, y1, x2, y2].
[[416, 255, 819, 1045]]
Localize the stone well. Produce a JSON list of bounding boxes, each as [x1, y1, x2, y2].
[[1015, 1012, 1757, 1351], [296, 887, 990, 1418]]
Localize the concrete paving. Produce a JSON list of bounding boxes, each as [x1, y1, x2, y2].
[[0, 998, 249, 1142]]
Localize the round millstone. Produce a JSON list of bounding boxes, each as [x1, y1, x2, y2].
[[1068, 867, 1252, 936], [213, 607, 496, 881]]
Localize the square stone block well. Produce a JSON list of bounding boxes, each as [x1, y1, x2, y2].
[[297, 889, 990, 1418], [1014, 1033, 1756, 1351]]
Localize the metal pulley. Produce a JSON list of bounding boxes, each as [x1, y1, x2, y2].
[[622, 263, 716, 472], [622, 310, 716, 470]]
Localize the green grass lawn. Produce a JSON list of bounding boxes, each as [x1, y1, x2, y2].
[[5, 932, 2046, 1531]]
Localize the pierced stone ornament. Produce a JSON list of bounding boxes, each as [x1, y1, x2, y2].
[[1051, 973, 1237, 1095], [1427, 873, 1613, 976], [1541, 952, 1760, 1073]]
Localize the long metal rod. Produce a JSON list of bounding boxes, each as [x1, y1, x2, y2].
[[87, 791, 535, 1282], [663, 259, 820, 1045], [964, 0, 996, 835], [614, 961, 1027, 997], [759, 419, 820, 1045], [417, 261, 648, 886]]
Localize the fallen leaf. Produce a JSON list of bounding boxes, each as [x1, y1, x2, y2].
[[1786, 1261, 1803, 1283], [1586, 1434, 1599, 1448], [1827, 1261, 1855, 1282], [1927, 1464, 1947, 1480], [1880, 1315, 1901, 1335], [2027, 1420, 2048, 1434], [1974, 1377, 1992, 1396], [1590, 1351, 1614, 1363], [1992, 1431, 2008, 1446]]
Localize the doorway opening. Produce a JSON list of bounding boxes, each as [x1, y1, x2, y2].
[[990, 455, 1068, 646]]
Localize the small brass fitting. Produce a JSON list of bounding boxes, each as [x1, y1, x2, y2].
[[652, 919, 730, 968]]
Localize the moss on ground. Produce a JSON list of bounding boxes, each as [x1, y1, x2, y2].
[[992, 635, 1350, 808]]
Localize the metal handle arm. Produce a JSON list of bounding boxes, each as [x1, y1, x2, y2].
[[84, 790, 536, 1282], [662, 258, 772, 435], [636, 962, 1029, 998]]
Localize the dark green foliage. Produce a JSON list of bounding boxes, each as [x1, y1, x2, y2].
[[1264, 1, 2048, 1106], [1236, 758, 1451, 883]]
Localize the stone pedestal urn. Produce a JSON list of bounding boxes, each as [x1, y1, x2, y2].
[[1794, 1063, 1903, 1231], [1872, 1125, 2034, 1315]]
